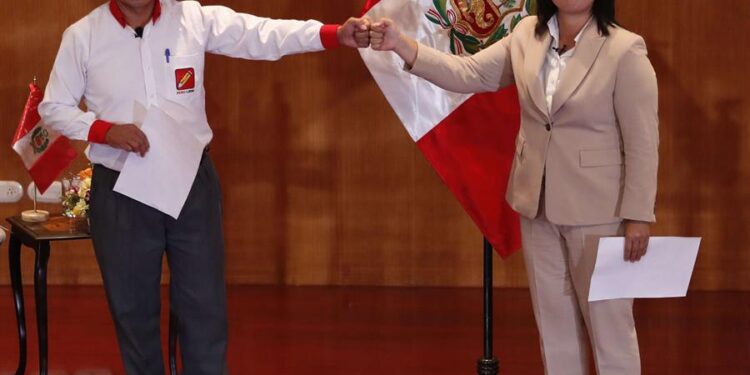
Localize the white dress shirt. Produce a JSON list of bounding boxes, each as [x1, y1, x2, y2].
[[541, 15, 592, 112], [39, 0, 339, 171]]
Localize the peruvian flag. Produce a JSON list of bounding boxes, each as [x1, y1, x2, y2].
[[359, 0, 534, 257], [12, 82, 77, 194]]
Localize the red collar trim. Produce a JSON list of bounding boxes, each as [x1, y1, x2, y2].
[[109, 0, 162, 28]]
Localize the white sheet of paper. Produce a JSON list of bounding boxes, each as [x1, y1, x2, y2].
[[588, 237, 701, 302], [113, 106, 204, 219]]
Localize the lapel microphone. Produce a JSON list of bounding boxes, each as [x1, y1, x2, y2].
[[134, 26, 144, 38], [552, 44, 568, 55]]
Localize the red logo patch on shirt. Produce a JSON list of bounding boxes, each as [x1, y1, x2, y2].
[[175, 67, 195, 92]]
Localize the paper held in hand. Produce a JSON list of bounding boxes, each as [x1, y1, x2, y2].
[[113, 106, 205, 219], [588, 237, 701, 302]]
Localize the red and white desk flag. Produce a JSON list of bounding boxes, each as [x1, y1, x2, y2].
[[12, 82, 77, 194]]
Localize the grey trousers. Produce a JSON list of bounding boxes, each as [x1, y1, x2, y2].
[[89, 153, 228, 375]]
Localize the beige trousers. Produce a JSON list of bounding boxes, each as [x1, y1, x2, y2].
[[521, 204, 640, 375]]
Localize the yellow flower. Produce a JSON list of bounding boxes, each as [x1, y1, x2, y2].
[[72, 200, 88, 217], [78, 178, 91, 199]]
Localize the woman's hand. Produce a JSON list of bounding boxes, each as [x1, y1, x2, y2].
[[370, 18, 418, 67], [370, 18, 401, 51], [624, 220, 650, 262]]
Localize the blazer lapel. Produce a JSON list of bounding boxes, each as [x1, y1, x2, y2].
[[549, 25, 606, 116], [524, 32, 551, 119]]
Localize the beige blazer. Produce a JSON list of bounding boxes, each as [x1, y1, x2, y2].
[[409, 16, 659, 225]]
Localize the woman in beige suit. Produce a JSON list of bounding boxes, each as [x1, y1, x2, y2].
[[370, 0, 658, 374]]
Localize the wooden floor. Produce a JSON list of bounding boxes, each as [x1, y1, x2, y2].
[[0, 286, 748, 375]]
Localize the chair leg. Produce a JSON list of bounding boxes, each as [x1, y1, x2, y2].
[[169, 310, 179, 375]]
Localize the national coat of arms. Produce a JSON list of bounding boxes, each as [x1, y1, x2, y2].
[[30, 126, 50, 154], [426, 0, 535, 55]]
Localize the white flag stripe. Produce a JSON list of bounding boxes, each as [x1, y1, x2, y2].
[[12, 122, 65, 170], [359, 0, 470, 141]]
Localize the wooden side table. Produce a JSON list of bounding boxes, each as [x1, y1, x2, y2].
[[6, 215, 89, 375], [6, 215, 180, 375]]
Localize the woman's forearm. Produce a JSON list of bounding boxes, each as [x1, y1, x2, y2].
[[394, 34, 419, 68]]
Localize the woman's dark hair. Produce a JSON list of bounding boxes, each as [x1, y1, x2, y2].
[[534, 0, 618, 38]]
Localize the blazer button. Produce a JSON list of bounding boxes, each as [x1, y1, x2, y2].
[[545, 123, 551, 131]]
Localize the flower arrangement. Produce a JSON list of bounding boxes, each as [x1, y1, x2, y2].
[[62, 167, 92, 218]]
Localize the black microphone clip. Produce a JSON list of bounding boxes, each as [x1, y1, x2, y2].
[[134, 26, 144, 38], [552, 44, 568, 55]]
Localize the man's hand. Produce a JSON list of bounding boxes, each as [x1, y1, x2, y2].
[[338, 17, 371, 48], [105, 124, 150, 157], [624, 220, 650, 262], [370, 18, 402, 51]]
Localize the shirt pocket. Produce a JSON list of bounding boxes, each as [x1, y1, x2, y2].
[[163, 52, 204, 106], [579, 148, 623, 167]]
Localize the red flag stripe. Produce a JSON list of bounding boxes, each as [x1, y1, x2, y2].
[[28, 137, 78, 194], [13, 83, 43, 144], [361, 0, 382, 16], [415, 87, 522, 257]]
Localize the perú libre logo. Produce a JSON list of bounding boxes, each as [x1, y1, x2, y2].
[[30, 126, 50, 154], [426, 0, 535, 55]]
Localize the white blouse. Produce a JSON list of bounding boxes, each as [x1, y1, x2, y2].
[[541, 15, 593, 112]]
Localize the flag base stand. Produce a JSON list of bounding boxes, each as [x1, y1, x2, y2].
[[22, 178, 49, 222], [477, 358, 499, 375], [21, 210, 49, 223]]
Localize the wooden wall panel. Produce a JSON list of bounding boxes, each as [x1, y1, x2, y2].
[[0, 1, 108, 286], [0, 1, 747, 290], [618, 1, 750, 291]]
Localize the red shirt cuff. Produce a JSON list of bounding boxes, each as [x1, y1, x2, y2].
[[88, 120, 113, 144], [320, 24, 340, 49]]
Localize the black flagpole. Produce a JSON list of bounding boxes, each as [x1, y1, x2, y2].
[[477, 237, 499, 375]]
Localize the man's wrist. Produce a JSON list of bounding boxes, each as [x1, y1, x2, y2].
[[321, 24, 340, 49], [88, 120, 113, 144]]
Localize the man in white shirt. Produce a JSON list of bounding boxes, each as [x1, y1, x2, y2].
[[39, 0, 370, 373]]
